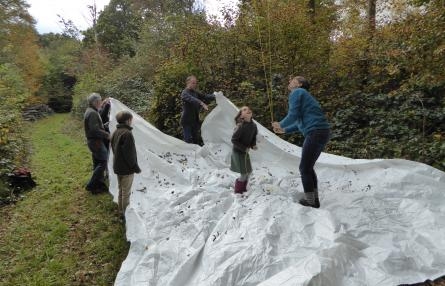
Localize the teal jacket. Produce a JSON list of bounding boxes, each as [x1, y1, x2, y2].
[[279, 88, 330, 136]]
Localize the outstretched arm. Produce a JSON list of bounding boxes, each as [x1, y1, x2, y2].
[[181, 89, 202, 106], [279, 89, 303, 130], [182, 89, 211, 110], [197, 91, 216, 104]]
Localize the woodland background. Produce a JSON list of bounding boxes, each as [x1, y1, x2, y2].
[[1, 0, 444, 196]]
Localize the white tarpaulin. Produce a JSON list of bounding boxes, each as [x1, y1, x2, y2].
[[108, 94, 445, 286]]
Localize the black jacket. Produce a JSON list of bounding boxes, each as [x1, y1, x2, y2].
[[231, 120, 258, 153], [99, 102, 111, 133], [180, 88, 215, 126], [111, 124, 141, 175]]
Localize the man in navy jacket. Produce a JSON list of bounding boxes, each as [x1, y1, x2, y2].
[[180, 75, 215, 145]]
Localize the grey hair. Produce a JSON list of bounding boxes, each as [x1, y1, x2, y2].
[[186, 75, 196, 84], [87, 93, 101, 106]]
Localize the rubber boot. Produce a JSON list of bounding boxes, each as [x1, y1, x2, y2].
[[242, 180, 248, 193], [234, 179, 244, 194], [299, 192, 320, 208]]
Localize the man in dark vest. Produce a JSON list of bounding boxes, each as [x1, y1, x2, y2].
[[180, 75, 215, 145]]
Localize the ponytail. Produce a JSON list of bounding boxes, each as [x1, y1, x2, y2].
[[295, 76, 310, 90]]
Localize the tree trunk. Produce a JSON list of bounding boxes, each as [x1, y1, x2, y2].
[[368, 0, 376, 32], [358, 0, 376, 88]]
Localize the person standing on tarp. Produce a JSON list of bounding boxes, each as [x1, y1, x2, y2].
[[272, 76, 330, 208], [230, 106, 258, 194], [180, 75, 215, 145], [84, 93, 110, 194]]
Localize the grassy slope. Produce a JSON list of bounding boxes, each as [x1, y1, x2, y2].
[[0, 114, 128, 286]]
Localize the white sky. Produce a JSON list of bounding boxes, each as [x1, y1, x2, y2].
[[26, 0, 238, 34], [27, 0, 110, 34]]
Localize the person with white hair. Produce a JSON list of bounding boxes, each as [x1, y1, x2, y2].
[[84, 93, 110, 194]]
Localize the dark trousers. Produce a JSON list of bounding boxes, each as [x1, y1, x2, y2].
[[182, 124, 200, 144], [299, 129, 330, 193], [86, 139, 108, 190]]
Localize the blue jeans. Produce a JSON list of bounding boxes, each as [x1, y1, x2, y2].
[[86, 139, 108, 190], [299, 129, 330, 193], [182, 124, 200, 144]]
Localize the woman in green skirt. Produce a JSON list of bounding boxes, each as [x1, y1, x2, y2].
[[230, 106, 258, 194]]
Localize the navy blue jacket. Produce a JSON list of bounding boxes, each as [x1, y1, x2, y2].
[[180, 88, 215, 126]]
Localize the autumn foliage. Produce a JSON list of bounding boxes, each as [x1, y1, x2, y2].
[[0, 0, 44, 187]]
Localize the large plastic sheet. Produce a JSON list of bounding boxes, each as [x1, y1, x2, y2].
[[108, 94, 445, 286]]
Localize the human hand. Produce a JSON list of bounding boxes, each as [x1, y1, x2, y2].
[[201, 102, 209, 110], [271, 122, 281, 129], [251, 145, 258, 150], [273, 127, 285, 134]]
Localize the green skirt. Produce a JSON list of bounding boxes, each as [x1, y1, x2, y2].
[[230, 149, 252, 174]]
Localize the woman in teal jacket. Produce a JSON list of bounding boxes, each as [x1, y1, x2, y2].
[[272, 76, 330, 208]]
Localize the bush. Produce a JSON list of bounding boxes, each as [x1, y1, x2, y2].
[[47, 95, 73, 113], [0, 63, 30, 201], [327, 89, 445, 170], [148, 61, 202, 138], [103, 76, 152, 114]]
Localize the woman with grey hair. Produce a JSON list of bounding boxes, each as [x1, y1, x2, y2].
[[84, 93, 110, 194]]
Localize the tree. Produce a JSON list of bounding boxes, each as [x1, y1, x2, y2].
[[131, 0, 196, 17], [38, 33, 82, 112], [0, 0, 43, 93], [0, 0, 43, 182], [58, 16, 81, 40], [71, 0, 444, 170], [83, 0, 142, 58], [368, 0, 376, 32]]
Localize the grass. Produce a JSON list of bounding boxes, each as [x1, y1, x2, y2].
[[0, 114, 128, 286]]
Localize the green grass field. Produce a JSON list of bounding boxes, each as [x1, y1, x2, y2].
[[0, 114, 128, 286]]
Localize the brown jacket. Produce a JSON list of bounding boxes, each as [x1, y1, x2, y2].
[[111, 124, 141, 175]]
